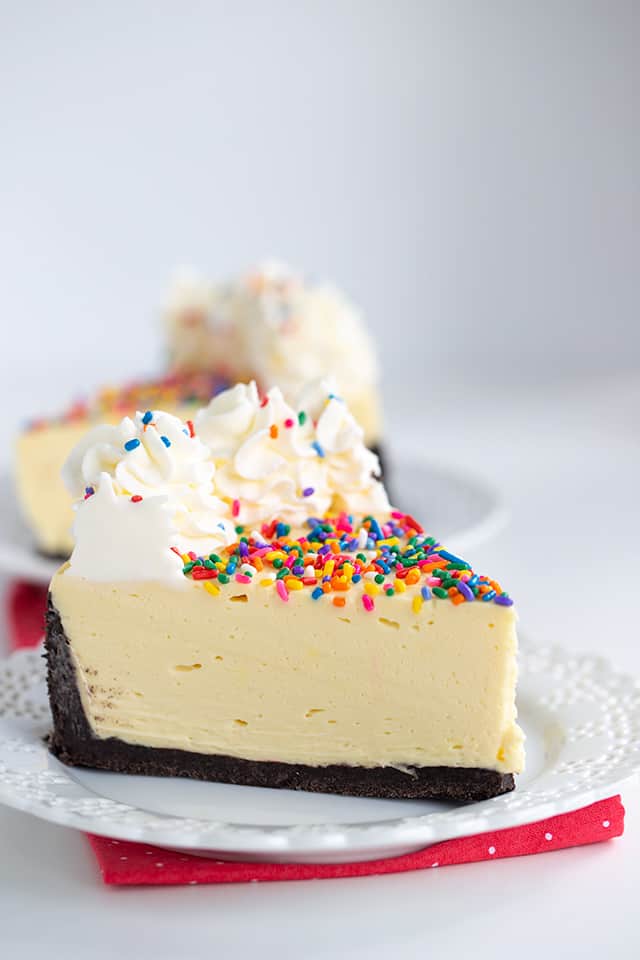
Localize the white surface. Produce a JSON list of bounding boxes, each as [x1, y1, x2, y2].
[[4, 642, 636, 862], [0, 455, 507, 584], [0, 1, 638, 457], [0, 377, 639, 956]]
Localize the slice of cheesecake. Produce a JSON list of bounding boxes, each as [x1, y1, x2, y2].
[[45, 382, 523, 801]]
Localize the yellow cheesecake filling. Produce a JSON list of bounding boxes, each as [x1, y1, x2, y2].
[[16, 422, 88, 556], [51, 571, 523, 773]]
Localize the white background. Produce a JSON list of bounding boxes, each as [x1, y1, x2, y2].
[[0, 2, 638, 956], [1, 0, 638, 445]]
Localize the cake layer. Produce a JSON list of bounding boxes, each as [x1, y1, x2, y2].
[[50, 568, 523, 774], [46, 597, 514, 801]]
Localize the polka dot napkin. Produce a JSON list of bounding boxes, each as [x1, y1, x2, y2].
[[7, 581, 625, 886], [87, 796, 624, 885]]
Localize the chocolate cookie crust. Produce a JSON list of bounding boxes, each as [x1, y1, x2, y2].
[[45, 597, 515, 803]]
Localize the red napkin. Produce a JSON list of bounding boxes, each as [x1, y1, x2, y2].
[[7, 581, 48, 649], [87, 795, 624, 886], [5, 580, 626, 886]]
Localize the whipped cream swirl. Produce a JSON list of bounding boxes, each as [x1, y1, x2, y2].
[[235, 266, 378, 402], [196, 379, 389, 527], [201, 384, 331, 526], [164, 262, 381, 442], [63, 410, 236, 579], [164, 267, 244, 377]]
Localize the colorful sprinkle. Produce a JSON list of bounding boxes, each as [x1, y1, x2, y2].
[[232, 499, 240, 518], [276, 580, 289, 602], [130, 495, 143, 503], [457, 581, 474, 602], [160, 435, 171, 448], [124, 438, 140, 452], [494, 594, 514, 607], [302, 487, 315, 497], [27, 371, 234, 434]]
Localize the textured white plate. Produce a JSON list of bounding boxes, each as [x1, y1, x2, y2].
[[0, 643, 638, 863], [0, 459, 507, 584]]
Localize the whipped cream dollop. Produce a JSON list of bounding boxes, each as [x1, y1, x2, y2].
[[63, 410, 236, 580], [164, 267, 245, 377], [64, 410, 214, 500], [69, 477, 187, 583], [196, 379, 388, 527], [164, 262, 381, 442], [235, 264, 378, 404], [64, 380, 390, 582]]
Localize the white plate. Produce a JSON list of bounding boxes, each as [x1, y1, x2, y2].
[[391, 450, 509, 555], [0, 642, 638, 863], [0, 459, 507, 584]]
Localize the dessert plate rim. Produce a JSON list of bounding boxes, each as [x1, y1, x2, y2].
[[0, 640, 638, 862], [388, 442, 510, 555]]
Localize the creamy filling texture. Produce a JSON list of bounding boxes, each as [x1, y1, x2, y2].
[[16, 424, 88, 555], [52, 570, 524, 773]]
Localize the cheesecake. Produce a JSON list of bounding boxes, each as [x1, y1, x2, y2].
[[16, 372, 229, 558], [45, 382, 524, 802]]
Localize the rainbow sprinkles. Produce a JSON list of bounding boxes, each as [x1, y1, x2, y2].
[[177, 511, 513, 610]]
